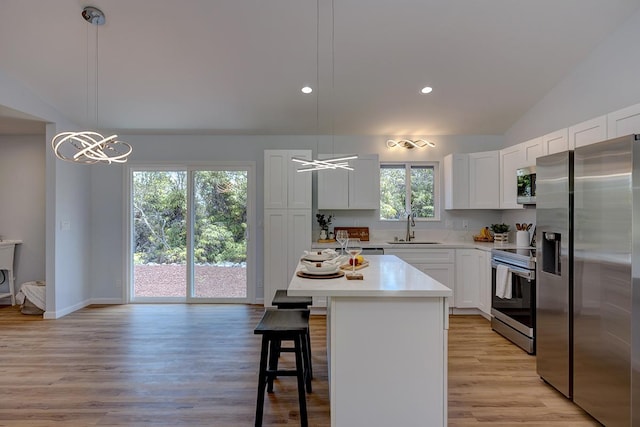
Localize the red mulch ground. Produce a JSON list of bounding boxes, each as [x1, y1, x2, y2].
[[134, 264, 247, 298]]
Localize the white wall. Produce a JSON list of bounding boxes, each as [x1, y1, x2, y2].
[[0, 70, 94, 318], [0, 135, 46, 297], [51, 151, 92, 317], [505, 8, 640, 145], [90, 133, 505, 302]]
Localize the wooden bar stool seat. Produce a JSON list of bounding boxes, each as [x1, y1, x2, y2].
[[272, 289, 312, 309], [254, 308, 310, 427], [271, 290, 313, 380]]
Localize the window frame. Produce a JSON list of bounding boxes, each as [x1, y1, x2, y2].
[[379, 161, 440, 222]]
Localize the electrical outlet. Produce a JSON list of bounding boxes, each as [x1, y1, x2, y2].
[[462, 220, 468, 230]]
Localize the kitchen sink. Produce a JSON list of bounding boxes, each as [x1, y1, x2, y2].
[[387, 241, 441, 244]]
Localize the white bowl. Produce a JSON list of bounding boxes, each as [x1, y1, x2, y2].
[[302, 251, 335, 262]]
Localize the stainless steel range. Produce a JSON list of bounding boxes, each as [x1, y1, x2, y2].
[[490, 248, 536, 354]]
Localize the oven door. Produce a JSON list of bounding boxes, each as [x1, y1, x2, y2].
[[491, 261, 535, 337]]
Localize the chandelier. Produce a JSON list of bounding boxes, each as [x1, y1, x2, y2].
[[51, 7, 132, 165], [291, 155, 357, 172], [386, 139, 436, 149], [293, 0, 357, 173]]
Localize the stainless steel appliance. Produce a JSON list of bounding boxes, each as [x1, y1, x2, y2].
[[490, 248, 536, 354], [360, 247, 384, 255], [535, 150, 573, 399], [516, 165, 536, 204], [535, 134, 640, 426]]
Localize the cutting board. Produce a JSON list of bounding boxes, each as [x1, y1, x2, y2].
[[340, 260, 369, 271], [334, 227, 369, 241]]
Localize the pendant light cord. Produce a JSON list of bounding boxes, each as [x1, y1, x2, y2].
[[95, 22, 99, 129], [316, 0, 320, 155], [331, 0, 335, 156]]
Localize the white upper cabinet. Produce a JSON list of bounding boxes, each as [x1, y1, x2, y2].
[[522, 137, 543, 164], [317, 154, 379, 209], [607, 103, 640, 139], [499, 145, 525, 209], [569, 115, 607, 149], [443, 153, 469, 209], [444, 151, 498, 210], [264, 150, 312, 209], [468, 151, 500, 209], [542, 129, 569, 155]]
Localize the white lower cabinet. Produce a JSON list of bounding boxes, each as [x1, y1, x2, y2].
[[385, 248, 455, 306], [479, 250, 491, 316], [454, 249, 491, 316], [382, 248, 492, 315], [454, 250, 480, 308]]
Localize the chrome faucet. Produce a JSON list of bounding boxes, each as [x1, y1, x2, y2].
[[406, 212, 416, 241]]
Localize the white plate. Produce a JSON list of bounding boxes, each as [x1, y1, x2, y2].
[[301, 266, 340, 276]]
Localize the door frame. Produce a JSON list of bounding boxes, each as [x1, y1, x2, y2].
[[124, 162, 256, 304]]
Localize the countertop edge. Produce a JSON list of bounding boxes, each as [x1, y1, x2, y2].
[[287, 289, 453, 298], [311, 241, 532, 252]]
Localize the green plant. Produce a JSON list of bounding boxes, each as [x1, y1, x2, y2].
[[490, 223, 510, 233], [316, 213, 333, 230]]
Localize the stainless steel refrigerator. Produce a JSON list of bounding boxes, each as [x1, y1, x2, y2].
[[536, 150, 573, 399], [536, 134, 640, 426]]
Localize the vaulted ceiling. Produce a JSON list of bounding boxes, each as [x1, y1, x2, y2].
[[1, 0, 639, 136]]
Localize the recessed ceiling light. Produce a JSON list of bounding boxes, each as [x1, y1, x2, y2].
[[421, 86, 433, 94], [301, 86, 313, 94]]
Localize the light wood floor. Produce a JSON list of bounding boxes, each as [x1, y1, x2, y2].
[[0, 305, 599, 426]]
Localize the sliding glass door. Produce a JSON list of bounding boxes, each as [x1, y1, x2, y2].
[[129, 164, 254, 303]]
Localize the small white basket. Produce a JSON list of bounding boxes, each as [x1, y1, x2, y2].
[[493, 233, 509, 244]]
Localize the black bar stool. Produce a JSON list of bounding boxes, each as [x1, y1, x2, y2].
[[254, 308, 310, 427], [272, 290, 313, 381]]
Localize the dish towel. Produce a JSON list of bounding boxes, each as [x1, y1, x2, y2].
[[495, 265, 512, 299]]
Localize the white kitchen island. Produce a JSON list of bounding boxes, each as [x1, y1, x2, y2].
[[288, 254, 452, 427]]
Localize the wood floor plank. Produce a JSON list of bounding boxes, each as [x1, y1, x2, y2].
[[0, 306, 598, 426]]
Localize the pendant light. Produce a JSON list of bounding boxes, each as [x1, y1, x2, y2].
[[51, 7, 132, 165], [292, 0, 356, 172]]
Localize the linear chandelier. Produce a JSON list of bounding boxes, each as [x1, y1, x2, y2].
[[386, 139, 436, 149], [51, 7, 132, 165], [292, 0, 357, 173], [292, 155, 356, 172]]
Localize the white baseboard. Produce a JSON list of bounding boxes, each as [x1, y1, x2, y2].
[[451, 307, 491, 320], [43, 298, 91, 319], [89, 298, 124, 305]]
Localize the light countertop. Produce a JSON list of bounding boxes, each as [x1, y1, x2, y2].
[[311, 240, 533, 252], [0, 240, 22, 246], [287, 254, 453, 298]]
